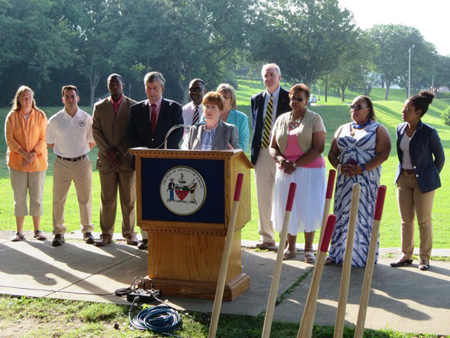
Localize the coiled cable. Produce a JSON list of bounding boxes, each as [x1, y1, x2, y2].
[[129, 297, 182, 335]]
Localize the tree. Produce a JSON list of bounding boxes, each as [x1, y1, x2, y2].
[[368, 24, 431, 100], [0, 0, 74, 104], [55, 0, 125, 105], [328, 30, 375, 102], [248, 0, 356, 86], [119, 0, 258, 103], [433, 55, 450, 90]]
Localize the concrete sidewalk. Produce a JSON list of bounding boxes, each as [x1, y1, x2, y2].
[[0, 231, 449, 336]]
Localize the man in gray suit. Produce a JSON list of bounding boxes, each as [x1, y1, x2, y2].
[[92, 74, 138, 246]]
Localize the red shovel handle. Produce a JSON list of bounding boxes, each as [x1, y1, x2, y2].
[[326, 169, 337, 199], [374, 185, 387, 221], [286, 182, 297, 211], [320, 214, 336, 252], [233, 173, 244, 202]]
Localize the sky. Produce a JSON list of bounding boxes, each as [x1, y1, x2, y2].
[[338, 0, 450, 56]]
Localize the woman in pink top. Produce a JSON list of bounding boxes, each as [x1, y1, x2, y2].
[[5, 86, 48, 241], [269, 84, 326, 262]]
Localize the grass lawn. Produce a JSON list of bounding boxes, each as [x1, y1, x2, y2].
[[1, 83, 449, 250], [0, 296, 445, 337]]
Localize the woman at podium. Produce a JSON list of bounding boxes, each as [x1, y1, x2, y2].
[[187, 91, 240, 150]]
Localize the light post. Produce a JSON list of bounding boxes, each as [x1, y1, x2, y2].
[[408, 44, 415, 97]]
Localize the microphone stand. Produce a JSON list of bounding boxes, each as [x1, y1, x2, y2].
[[164, 124, 193, 150]]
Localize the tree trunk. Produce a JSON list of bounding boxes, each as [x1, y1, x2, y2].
[[324, 84, 328, 103], [384, 80, 391, 100], [341, 86, 346, 102]]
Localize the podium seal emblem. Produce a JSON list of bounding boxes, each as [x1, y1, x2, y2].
[[160, 166, 206, 215]]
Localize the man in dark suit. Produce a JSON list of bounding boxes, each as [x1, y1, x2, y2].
[[128, 72, 184, 150], [127, 71, 183, 249], [250, 63, 291, 249], [92, 73, 138, 247]]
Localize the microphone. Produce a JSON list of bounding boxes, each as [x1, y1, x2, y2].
[[164, 124, 193, 150]]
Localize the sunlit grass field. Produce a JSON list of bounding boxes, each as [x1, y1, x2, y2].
[[1, 81, 449, 249]]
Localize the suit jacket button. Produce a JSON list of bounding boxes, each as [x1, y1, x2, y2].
[[151, 138, 155, 142], [416, 174, 419, 177]]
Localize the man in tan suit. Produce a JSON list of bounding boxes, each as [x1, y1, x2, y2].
[[92, 74, 138, 246]]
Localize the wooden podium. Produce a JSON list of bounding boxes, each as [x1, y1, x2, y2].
[[129, 148, 253, 301]]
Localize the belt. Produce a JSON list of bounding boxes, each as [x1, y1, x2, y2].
[[57, 154, 87, 162], [401, 169, 414, 175]]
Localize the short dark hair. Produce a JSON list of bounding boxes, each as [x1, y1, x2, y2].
[[354, 95, 376, 120], [289, 83, 310, 102], [61, 85, 78, 96], [190, 78, 206, 87], [107, 73, 123, 83], [409, 90, 435, 117]]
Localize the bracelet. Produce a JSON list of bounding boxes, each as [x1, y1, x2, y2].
[[292, 161, 297, 168], [279, 158, 286, 166], [337, 164, 342, 174], [361, 163, 367, 173]]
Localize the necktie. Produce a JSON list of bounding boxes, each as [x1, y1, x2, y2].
[[150, 104, 157, 133], [261, 95, 273, 148], [192, 105, 199, 124]]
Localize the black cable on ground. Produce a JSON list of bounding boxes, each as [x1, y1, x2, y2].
[[128, 296, 182, 336]]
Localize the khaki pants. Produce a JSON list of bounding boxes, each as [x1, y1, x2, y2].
[[52, 156, 94, 235], [397, 171, 435, 261], [98, 168, 136, 239], [9, 169, 46, 217], [254, 148, 277, 243]]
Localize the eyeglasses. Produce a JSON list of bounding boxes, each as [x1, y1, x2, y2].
[[350, 104, 368, 110], [189, 87, 203, 93], [290, 97, 304, 102]]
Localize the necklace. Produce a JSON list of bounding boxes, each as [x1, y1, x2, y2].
[[289, 112, 303, 129], [351, 119, 371, 129]]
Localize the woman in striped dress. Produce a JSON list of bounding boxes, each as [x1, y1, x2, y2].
[[327, 96, 391, 267]]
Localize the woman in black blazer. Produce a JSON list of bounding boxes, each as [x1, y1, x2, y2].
[[391, 90, 445, 271]]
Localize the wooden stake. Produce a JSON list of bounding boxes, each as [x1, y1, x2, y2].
[[334, 183, 361, 338], [208, 173, 244, 338], [297, 214, 337, 338], [354, 185, 387, 338], [261, 182, 297, 338]]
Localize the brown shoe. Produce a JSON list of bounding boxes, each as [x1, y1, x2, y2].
[[125, 234, 138, 246], [255, 240, 276, 250], [95, 235, 112, 247]]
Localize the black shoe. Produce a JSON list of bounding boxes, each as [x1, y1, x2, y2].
[[390, 258, 413, 267], [138, 239, 148, 250], [52, 234, 65, 247], [84, 232, 95, 244]]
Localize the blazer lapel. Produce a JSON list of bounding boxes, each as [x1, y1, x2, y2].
[[115, 96, 128, 121], [255, 93, 266, 136], [141, 100, 151, 134], [155, 98, 168, 135], [397, 123, 407, 149], [212, 120, 224, 149]]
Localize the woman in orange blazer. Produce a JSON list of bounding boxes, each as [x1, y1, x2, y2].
[[5, 86, 48, 241]]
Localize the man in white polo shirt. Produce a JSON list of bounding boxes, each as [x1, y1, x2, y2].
[[46, 85, 96, 247]]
